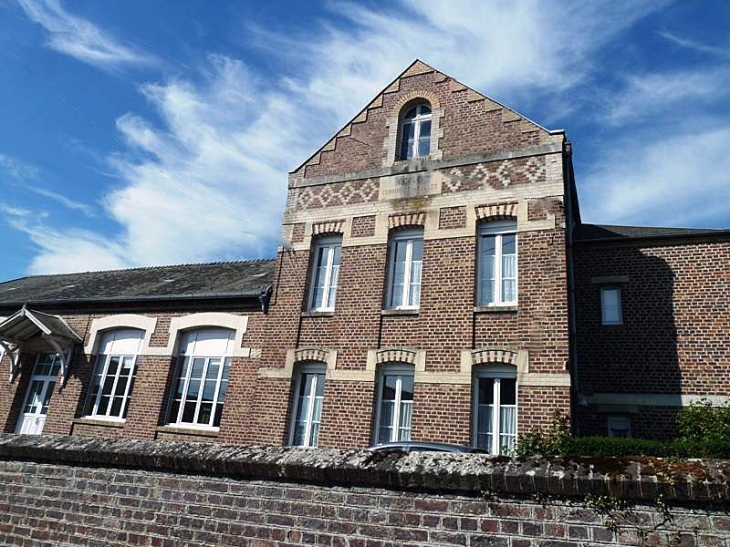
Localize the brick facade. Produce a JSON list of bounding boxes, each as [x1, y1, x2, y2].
[[574, 237, 730, 438], [0, 59, 727, 448]]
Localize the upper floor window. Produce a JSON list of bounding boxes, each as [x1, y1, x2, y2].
[[168, 328, 233, 429], [477, 221, 517, 306], [386, 229, 423, 310], [289, 363, 326, 447], [600, 286, 623, 325], [374, 364, 414, 444], [398, 104, 432, 160], [308, 236, 341, 312], [472, 365, 517, 455], [84, 329, 143, 420]]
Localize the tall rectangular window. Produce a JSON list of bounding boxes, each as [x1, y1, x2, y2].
[[168, 329, 233, 429], [309, 236, 341, 312], [473, 368, 517, 455], [387, 229, 423, 310], [478, 221, 517, 306], [600, 286, 623, 325], [374, 366, 414, 443], [85, 329, 143, 420], [289, 365, 326, 447]]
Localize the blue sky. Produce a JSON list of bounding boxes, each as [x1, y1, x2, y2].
[[0, 0, 728, 280]]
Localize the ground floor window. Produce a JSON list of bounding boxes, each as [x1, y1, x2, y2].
[[168, 328, 233, 429], [289, 364, 326, 447], [85, 329, 143, 420], [607, 415, 631, 438], [374, 364, 414, 443], [473, 365, 517, 454]]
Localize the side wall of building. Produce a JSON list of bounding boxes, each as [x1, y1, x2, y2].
[[574, 237, 730, 439]]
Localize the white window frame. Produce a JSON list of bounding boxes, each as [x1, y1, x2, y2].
[[607, 415, 631, 438], [386, 229, 424, 310], [373, 364, 414, 444], [84, 329, 143, 421], [308, 236, 342, 312], [167, 328, 233, 430], [398, 104, 432, 160], [477, 220, 518, 306], [288, 363, 327, 447], [472, 365, 518, 455], [600, 286, 623, 325]]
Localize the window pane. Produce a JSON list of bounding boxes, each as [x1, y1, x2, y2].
[[500, 378, 516, 405], [417, 120, 431, 157], [480, 236, 496, 305], [311, 246, 329, 309], [398, 400, 412, 441], [41, 382, 55, 415], [378, 400, 394, 442], [328, 246, 340, 308], [390, 240, 408, 306], [400, 375, 414, 401], [478, 378, 494, 405], [601, 288, 621, 324], [400, 121, 415, 159], [24, 380, 45, 413]]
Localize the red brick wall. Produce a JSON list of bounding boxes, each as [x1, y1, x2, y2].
[[574, 238, 730, 438]]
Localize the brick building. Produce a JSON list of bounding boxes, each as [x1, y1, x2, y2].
[[0, 60, 727, 450]]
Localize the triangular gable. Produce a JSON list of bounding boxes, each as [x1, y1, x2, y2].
[[290, 59, 551, 175]]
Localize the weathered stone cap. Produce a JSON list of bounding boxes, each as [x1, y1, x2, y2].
[[0, 434, 728, 503]]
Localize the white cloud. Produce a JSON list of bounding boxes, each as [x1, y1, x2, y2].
[[659, 31, 730, 60], [599, 68, 730, 126], [17, 0, 154, 69], [0, 153, 95, 216], [582, 127, 730, 227], [9, 0, 695, 274], [1, 205, 126, 274]]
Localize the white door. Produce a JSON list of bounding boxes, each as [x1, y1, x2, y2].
[[15, 353, 61, 435]]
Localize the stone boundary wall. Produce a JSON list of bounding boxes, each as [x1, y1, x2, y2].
[[0, 435, 729, 546]]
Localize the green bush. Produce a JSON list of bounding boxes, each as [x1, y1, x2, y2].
[[514, 402, 730, 459], [676, 398, 730, 444]]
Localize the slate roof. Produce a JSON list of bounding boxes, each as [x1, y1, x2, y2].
[[0, 260, 275, 306], [574, 224, 730, 243]]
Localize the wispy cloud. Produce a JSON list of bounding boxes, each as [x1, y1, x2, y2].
[[599, 67, 730, 126], [8, 0, 697, 274], [659, 31, 730, 60], [0, 153, 95, 216], [16, 0, 154, 69], [582, 127, 730, 228]]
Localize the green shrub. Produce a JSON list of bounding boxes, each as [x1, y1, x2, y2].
[[676, 398, 730, 444]]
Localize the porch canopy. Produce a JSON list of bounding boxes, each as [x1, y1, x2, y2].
[[0, 306, 82, 383]]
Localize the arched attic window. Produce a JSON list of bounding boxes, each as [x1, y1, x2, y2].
[[398, 103, 432, 160]]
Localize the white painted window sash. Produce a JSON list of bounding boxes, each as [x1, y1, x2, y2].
[[90, 353, 137, 419], [479, 222, 518, 306], [302, 374, 318, 447], [309, 238, 341, 312], [401, 105, 432, 159], [387, 230, 422, 310], [472, 369, 518, 455]]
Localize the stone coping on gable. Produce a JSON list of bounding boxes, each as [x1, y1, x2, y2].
[[0, 434, 727, 504]]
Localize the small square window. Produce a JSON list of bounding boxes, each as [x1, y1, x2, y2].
[[607, 415, 631, 438], [600, 286, 622, 325]]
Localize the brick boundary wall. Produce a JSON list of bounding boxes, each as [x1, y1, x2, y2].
[[0, 435, 729, 546]]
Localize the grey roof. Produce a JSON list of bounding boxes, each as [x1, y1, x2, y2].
[[0, 307, 82, 344], [0, 260, 275, 306], [575, 224, 730, 243]]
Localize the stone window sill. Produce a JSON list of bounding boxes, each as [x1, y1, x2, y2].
[[474, 305, 518, 313], [156, 425, 220, 438], [301, 311, 335, 318], [381, 308, 419, 316], [73, 417, 125, 429]]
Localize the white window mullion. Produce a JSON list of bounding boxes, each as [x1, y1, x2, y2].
[[192, 357, 210, 425], [92, 354, 112, 417], [207, 355, 226, 428], [176, 356, 194, 424], [119, 356, 137, 417], [104, 354, 123, 418], [322, 247, 334, 309], [412, 115, 421, 159], [495, 235, 503, 304], [492, 378, 501, 455], [392, 376, 402, 442], [303, 375, 317, 446], [402, 241, 413, 308]]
